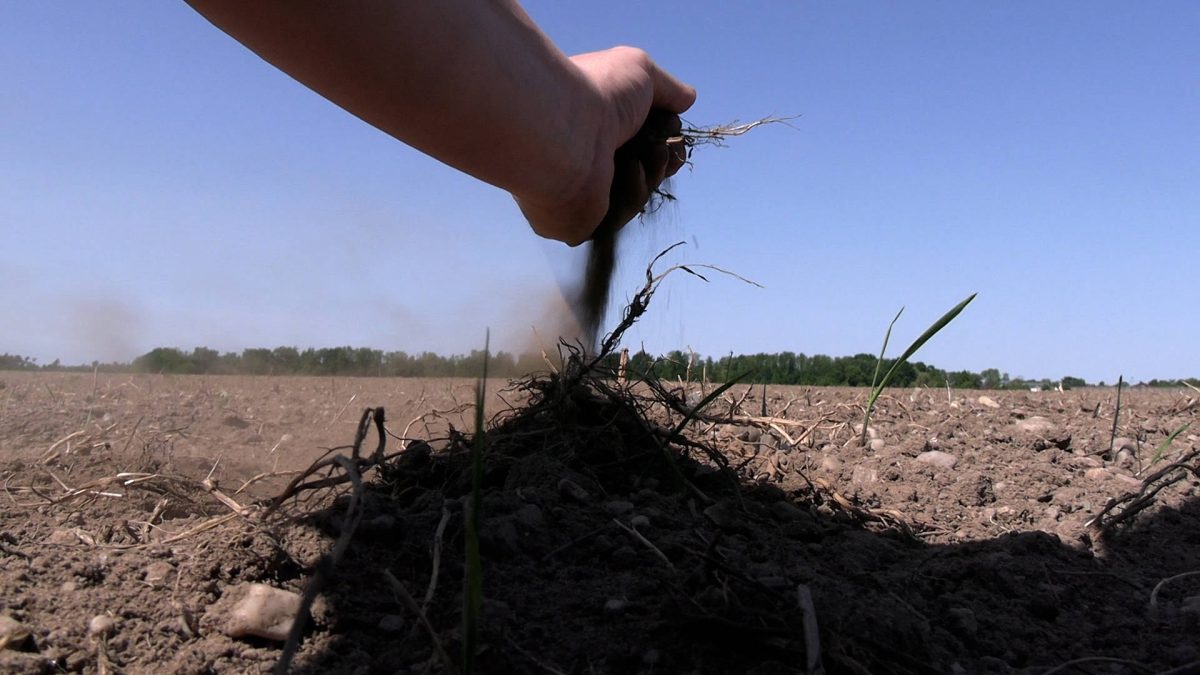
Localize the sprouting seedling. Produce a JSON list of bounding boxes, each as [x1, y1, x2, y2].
[[1148, 422, 1192, 467], [860, 293, 977, 448], [1109, 375, 1125, 454], [463, 331, 488, 675]]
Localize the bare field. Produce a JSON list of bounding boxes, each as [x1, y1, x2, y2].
[[1, 372, 1199, 673]]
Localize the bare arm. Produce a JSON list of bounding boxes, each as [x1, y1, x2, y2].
[[185, 0, 696, 245]]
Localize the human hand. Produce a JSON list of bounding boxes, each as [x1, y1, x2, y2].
[[516, 46, 696, 245]]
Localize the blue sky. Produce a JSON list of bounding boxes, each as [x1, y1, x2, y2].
[[2, 3, 1197, 383]]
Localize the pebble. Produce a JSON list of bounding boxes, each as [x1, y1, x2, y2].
[[1112, 437, 1137, 453], [850, 465, 879, 485], [513, 504, 545, 530], [770, 500, 806, 522], [223, 583, 302, 642], [603, 598, 629, 613], [915, 451, 958, 470], [557, 479, 591, 503], [610, 546, 638, 568], [1014, 417, 1057, 435], [947, 607, 978, 636], [0, 614, 33, 651], [1084, 467, 1110, 481], [377, 614, 406, 633], [869, 438, 886, 453], [604, 500, 635, 516], [88, 614, 117, 639], [702, 500, 746, 532], [630, 514, 651, 529], [757, 576, 790, 590], [977, 396, 1000, 408], [144, 561, 174, 588]]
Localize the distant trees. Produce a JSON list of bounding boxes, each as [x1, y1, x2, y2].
[[0, 353, 38, 370], [9, 346, 1195, 391]]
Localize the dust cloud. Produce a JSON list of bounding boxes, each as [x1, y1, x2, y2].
[[64, 295, 144, 363]]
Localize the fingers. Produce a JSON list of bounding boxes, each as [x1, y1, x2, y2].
[[647, 61, 697, 114]]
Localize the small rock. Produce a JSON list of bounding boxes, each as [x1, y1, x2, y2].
[[0, 614, 33, 651], [869, 438, 886, 453], [757, 576, 790, 590], [513, 504, 545, 530], [1015, 417, 1056, 434], [850, 465, 878, 485], [1084, 467, 1110, 481], [948, 607, 978, 637], [703, 500, 746, 532], [852, 424, 878, 440], [604, 500, 635, 516], [1114, 448, 1136, 470], [736, 427, 762, 443], [360, 514, 397, 535], [610, 546, 638, 568], [977, 396, 1000, 408], [88, 614, 117, 639], [377, 614, 406, 633], [603, 598, 629, 613], [1112, 437, 1137, 453], [557, 479, 591, 503], [630, 514, 651, 529], [915, 451, 958, 470], [144, 561, 174, 588], [770, 501, 806, 522], [223, 583, 302, 642], [1014, 417, 1071, 449]]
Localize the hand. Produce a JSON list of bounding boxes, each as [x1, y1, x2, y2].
[[516, 47, 696, 245]]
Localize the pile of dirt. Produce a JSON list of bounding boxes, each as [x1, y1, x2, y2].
[[3, 365, 1199, 674]]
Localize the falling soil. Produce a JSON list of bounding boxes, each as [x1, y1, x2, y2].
[[577, 109, 683, 347]]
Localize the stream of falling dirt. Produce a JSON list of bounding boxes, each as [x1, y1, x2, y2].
[[574, 109, 681, 352]]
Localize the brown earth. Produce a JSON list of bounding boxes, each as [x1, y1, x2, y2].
[[1, 371, 1198, 674]]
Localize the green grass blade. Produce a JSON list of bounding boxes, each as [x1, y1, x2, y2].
[[862, 293, 977, 446], [862, 307, 904, 446], [870, 307, 904, 391], [1150, 422, 1191, 466], [463, 331, 489, 674]]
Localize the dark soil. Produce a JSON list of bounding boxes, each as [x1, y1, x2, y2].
[[1, 372, 1198, 674]]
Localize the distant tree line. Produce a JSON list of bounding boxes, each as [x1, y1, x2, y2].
[[3, 348, 1197, 390]]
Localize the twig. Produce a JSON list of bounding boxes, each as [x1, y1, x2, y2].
[[421, 507, 452, 613], [1040, 656, 1152, 675], [1149, 570, 1200, 615], [505, 634, 567, 675], [796, 585, 825, 675], [611, 517, 674, 571], [41, 430, 87, 464], [384, 569, 457, 675], [275, 455, 364, 675]]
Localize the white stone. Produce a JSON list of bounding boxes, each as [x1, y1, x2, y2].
[[915, 451, 958, 470], [223, 583, 302, 642], [977, 396, 1000, 408], [88, 614, 116, 638]]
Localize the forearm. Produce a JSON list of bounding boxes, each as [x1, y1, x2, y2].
[[186, 0, 603, 212]]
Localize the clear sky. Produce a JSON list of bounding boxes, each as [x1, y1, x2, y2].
[[3, 3, 1197, 383]]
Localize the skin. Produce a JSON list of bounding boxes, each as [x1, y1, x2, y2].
[[185, 0, 696, 245]]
